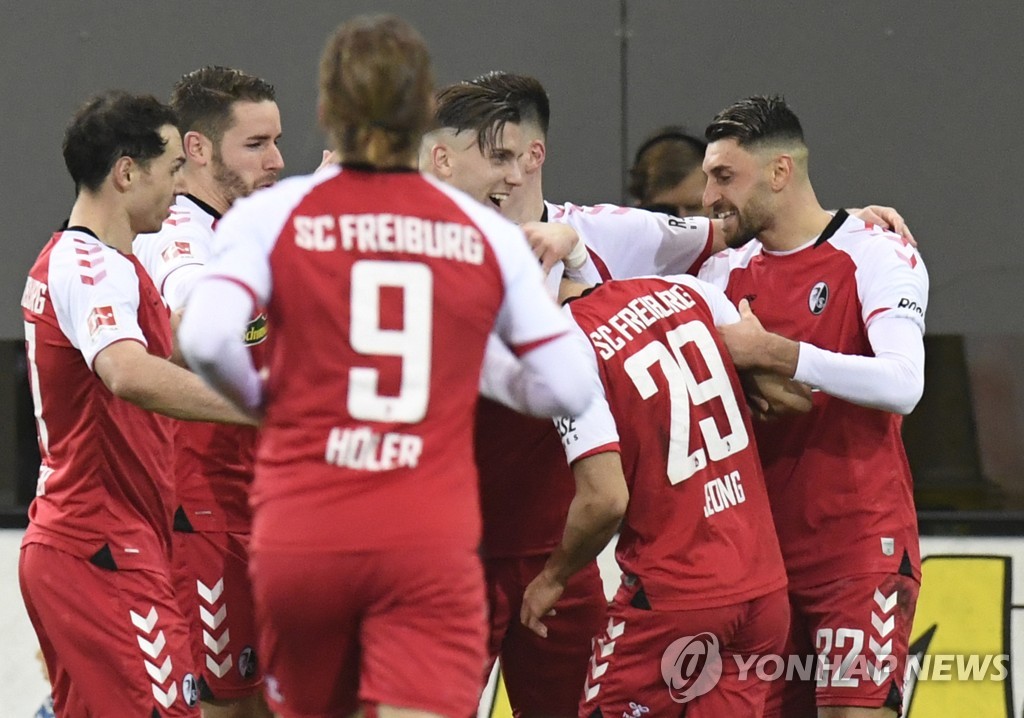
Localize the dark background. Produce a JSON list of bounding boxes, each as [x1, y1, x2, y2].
[[1, 1, 1021, 517]]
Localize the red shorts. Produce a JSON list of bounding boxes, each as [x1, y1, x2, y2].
[[250, 546, 487, 718], [764, 572, 920, 717], [171, 530, 262, 700], [485, 556, 607, 716], [19, 542, 200, 717], [579, 581, 789, 718]]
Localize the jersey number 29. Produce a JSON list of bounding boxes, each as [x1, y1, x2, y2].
[[624, 320, 748, 484]]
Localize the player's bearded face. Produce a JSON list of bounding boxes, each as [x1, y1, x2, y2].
[[704, 141, 774, 249], [720, 180, 773, 249], [213, 100, 284, 206], [211, 147, 254, 206]]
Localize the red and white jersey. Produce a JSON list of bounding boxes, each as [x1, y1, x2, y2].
[[476, 203, 713, 558], [133, 194, 215, 311], [561, 275, 787, 610], [20, 227, 176, 571], [205, 165, 571, 554], [698, 210, 928, 587], [135, 194, 261, 532], [544, 201, 713, 288]]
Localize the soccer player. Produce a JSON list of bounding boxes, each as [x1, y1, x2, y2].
[[521, 273, 792, 717], [421, 74, 716, 718], [133, 66, 283, 718], [177, 15, 591, 718], [19, 91, 253, 718], [698, 95, 928, 718], [424, 71, 912, 718]]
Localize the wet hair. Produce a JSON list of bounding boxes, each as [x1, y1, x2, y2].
[[628, 127, 706, 205], [468, 71, 550, 138], [433, 80, 523, 155], [319, 14, 434, 166], [170, 66, 276, 142], [62, 90, 177, 193], [705, 94, 804, 149]]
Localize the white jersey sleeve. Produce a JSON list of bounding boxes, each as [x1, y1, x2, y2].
[[133, 197, 216, 311], [556, 311, 620, 464], [548, 202, 713, 280], [49, 233, 148, 368], [844, 229, 929, 332]]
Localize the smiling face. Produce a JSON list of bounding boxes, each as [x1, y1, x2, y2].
[[702, 138, 776, 248], [440, 122, 526, 209], [211, 99, 284, 204]]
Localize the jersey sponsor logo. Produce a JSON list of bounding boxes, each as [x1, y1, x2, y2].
[[182, 673, 199, 707], [86, 305, 117, 337], [661, 632, 722, 703], [20, 276, 48, 314], [554, 416, 579, 444], [808, 282, 829, 315], [161, 240, 194, 262], [243, 313, 268, 345], [667, 216, 700, 230], [897, 297, 924, 317]]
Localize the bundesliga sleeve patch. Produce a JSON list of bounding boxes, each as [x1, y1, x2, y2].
[[87, 305, 118, 337], [161, 241, 194, 262]]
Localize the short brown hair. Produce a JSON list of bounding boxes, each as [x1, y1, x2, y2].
[[171, 66, 276, 143], [319, 14, 434, 166]]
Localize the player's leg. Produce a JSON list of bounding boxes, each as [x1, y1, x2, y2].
[[501, 557, 606, 718], [577, 580, 702, 718], [686, 587, 790, 717], [248, 549, 361, 718], [173, 530, 272, 717], [763, 592, 817, 718], [20, 542, 200, 717], [360, 547, 488, 718], [806, 573, 919, 717], [482, 555, 517, 692]]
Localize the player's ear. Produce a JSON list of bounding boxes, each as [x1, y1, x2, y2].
[[111, 156, 134, 193], [524, 138, 546, 173], [183, 131, 210, 165], [770, 154, 794, 192], [430, 144, 453, 178]]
